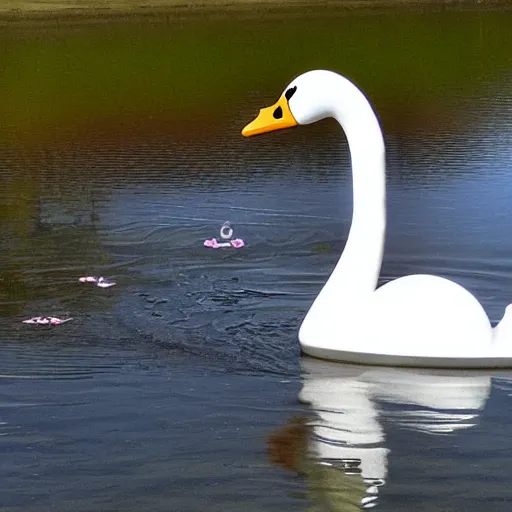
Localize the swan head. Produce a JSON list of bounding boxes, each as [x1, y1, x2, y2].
[[242, 70, 358, 137]]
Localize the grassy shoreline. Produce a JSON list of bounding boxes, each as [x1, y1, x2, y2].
[[2, 0, 511, 147], [2, 0, 511, 23]]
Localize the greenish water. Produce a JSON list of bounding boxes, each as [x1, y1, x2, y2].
[[1, 4, 512, 511], [1, 7, 511, 143]]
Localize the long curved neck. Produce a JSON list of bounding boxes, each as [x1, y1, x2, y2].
[[317, 79, 386, 306], [334, 91, 386, 297]]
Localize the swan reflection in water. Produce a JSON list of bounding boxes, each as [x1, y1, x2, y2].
[[268, 358, 501, 510]]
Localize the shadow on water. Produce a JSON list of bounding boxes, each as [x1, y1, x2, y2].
[[1, 3, 512, 511]]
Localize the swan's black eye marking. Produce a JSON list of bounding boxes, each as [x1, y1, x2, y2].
[[285, 86, 297, 101], [273, 86, 296, 118]]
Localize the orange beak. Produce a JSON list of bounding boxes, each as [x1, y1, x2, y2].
[[242, 95, 298, 137]]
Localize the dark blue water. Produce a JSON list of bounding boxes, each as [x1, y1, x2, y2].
[[2, 8, 512, 512]]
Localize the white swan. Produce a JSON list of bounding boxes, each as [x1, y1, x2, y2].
[[242, 70, 512, 368]]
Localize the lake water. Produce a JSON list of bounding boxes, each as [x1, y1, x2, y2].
[[1, 3, 512, 511]]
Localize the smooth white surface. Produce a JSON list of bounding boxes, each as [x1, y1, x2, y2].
[[282, 70, 512, 367]]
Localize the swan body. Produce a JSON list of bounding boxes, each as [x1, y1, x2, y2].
[[242, 69, 512, 368]]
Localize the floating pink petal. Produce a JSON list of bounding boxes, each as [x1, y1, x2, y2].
[[204, 237, 245, 249], [204, 238, 220, 248], [230, 238, 245, 248], [204, 222, 245, 249], [79, 276, 115, 288], [79, 276, 98, 283], [22, 316, 72, 325]]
